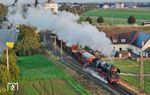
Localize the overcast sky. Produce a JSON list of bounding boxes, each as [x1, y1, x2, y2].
[[0, 0, 150, 5], [57, 0, 150, 3]]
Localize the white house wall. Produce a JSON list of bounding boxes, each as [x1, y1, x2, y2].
[[44, 3, 58, 14], [142, 39, 150, 51], [113, 44, 148, 57], [130, 45, 142, 55], [112, 44, 130, 51]]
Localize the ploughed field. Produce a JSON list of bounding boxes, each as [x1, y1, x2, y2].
[[81, 8, 150, 25], [15, 55, 90, 95], [107, 60, 150, 93]]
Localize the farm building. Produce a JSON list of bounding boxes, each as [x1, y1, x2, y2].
[[44, 0, 58, 14], [143, 21, 150, 26], [115, 0, 125, 8], [108, 31, 150, 57]]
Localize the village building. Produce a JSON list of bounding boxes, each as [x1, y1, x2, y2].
[[44, 0, 58, 14], [108, 31, 150, 58]]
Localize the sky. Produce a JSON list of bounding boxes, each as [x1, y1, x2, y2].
[[57, 0, 150, 3], [0, 0, 150, 5]]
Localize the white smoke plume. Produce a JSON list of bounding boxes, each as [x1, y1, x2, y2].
[[0, 0, 47, 5], [5, 3, 112, 56]]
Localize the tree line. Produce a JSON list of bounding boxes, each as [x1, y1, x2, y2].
[[85, 15, 137, 25], [59, 3, 98, 15]]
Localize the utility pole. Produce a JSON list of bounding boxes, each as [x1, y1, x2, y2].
[[6, 42, 14, 70], [50, 35, 56, 55], [44, 32, 46, 43], [6, 46, 9, 70], [60, 40, 63, 56], [54, 36, 56, 55], [139, 42, 144, 94]]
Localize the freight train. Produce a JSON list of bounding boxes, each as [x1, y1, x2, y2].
[[50, 32, 120, 84]]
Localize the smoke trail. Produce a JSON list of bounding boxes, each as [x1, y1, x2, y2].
[[5, 3, 112, 56], [0, 0, 14, 5], [0, 0, 48, 5]]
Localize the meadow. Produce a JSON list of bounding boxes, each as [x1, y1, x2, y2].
[[15, 55, 90, 95], [107, 60, 150, 93], [81, 8, 150, 25]]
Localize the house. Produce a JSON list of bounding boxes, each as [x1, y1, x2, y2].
[[143, 21, 150, 26], [115, 0, 124, 9], [44, 0, 58, 14], [109, 32, 150, 57], [102, 4, 110, 9]]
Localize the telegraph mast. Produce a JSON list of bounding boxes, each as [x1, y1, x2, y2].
[[139, 42, 144, 94]]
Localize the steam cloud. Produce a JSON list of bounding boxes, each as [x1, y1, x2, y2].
[[3, 2, 112, 56]]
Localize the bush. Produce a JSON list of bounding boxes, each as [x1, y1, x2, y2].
[[97, 16, 104, 24], [15, 25, 40, 56], [85, 17, 92, 24], [127, 15, 136, 25]]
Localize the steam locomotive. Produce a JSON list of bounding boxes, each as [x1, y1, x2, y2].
[[50, 33, 120, 84]]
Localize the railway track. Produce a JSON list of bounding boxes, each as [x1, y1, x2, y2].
[[44, 33, 136, 95], [62, 54, 135, 95]]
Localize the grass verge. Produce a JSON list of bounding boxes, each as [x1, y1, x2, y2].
[[15, 55, 91, 95]]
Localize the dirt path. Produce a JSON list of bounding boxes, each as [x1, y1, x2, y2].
[[120, 73, 150, 76]]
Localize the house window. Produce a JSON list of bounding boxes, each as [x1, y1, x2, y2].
[[121, 39, 126, 42], [119, 48, 122, 51], [113, 39, 117, 43]]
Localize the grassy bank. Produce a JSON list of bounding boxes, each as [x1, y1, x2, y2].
[[107, 60, 150, 74], [107, 60, 150, 93], [15, 55, 90, 95]]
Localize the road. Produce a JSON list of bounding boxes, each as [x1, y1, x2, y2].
[[0, 28, 17, 53]]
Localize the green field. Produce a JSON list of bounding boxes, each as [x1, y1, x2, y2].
[[121, 76, 150, 93], [107, 60, 150, 93], [15, 55, 90, 95], [107, 60, 150, 74], [81, 8, 150, 25]]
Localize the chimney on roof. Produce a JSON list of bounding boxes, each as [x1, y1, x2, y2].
[[48, 0, 55, 3]]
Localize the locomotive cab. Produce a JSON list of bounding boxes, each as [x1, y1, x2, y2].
[[95, 61, 120, 84], [109, 65, 120, 84]]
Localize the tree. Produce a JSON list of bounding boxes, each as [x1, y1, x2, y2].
[[85, 17, 92, 24], [15, 25, 40, 56], [14, 0, 18, 3], [97, 16, 104, 24], [128, 15, 136, 25], [0, 64, 11, 94], [0, 3, 7, 22], [0, 3, 7, 15], [1, 50, 19, 81], [0, 49, 19, 95], [34, 0, 38, 7]]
